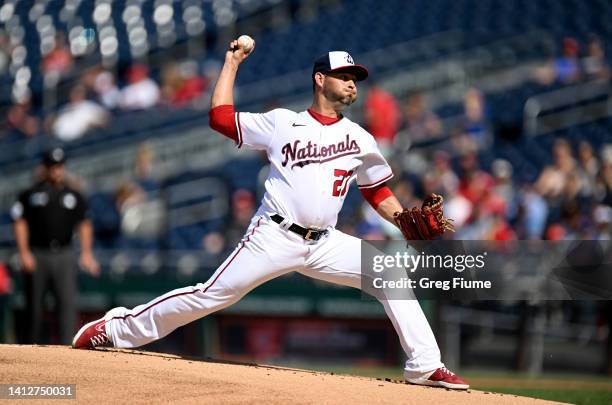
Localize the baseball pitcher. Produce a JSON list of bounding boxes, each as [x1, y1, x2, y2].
[[73, 37, 468, 390]]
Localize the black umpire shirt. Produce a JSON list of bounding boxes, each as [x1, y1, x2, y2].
[[11, 181, 87, 250]]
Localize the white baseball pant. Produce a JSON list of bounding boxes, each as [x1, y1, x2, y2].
[[104, 214, 444, 376]]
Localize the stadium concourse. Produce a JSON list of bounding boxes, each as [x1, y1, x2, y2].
[[0, 0, 610, 382]]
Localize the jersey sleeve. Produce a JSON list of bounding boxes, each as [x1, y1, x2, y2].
[[74, 191, 88, 223], [10, 191, 29, 221], [235, 109, 277, 150], [356, 134, 394, 189]]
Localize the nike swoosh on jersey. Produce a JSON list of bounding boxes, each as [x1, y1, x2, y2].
[[292, 123, 307, 127]]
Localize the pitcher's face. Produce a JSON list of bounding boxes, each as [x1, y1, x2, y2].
[[322, 72, 358, 107]]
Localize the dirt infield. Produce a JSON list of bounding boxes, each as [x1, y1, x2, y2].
[[0, 345, 565, 404]]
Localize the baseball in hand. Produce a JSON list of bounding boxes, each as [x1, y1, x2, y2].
[[237, 35, 254, 53]]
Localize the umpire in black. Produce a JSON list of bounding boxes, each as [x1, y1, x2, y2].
[[11, 147, 99, 344]]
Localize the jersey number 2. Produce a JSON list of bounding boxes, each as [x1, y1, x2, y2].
[[332, 169, 354, 197]]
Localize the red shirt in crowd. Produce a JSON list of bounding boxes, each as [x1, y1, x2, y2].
[[364, 86, 401, 144]]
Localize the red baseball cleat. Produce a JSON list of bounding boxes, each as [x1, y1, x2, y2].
[[72, 318, 112, 349], [405, 367, 469, 390]]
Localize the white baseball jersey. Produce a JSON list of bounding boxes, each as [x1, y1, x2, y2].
[[236, 108, 393, 228], [103, 107, 444, 379]]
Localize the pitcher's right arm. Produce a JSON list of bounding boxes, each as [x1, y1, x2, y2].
[[209, 38, 255, 140]]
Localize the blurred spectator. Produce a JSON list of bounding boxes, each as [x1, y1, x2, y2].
[[546, 223, 568, 240], [486, 212, 517, 241], [162, 60, 207, 108], [595, 147, 612, 206], [86, 68, 121, 110], [462, 88, 490, 147], [114, 143, 158, 212], [453, 150, 521, 239], [41, 32, 73, 78], [422, 172, 440, 197], [174, 65, 208, 107], [51, 85, 109, 141], [115, 181, 147, 215], [0, 29, 11, 75], [402, 91, 442, 142], [364, 82, 401, 153], [115, 180, 154, 238], [233, 189, 256, 226], [133, 142, 159, 192], [556, 199, 586, 240], [224, 189, 256, 247], [478, 186, 508, 219], [7, 94, 40, 138], [202, 232, 227, 255], [458, 193, 508, 240], [517, 185, 549, 240], [95, 71, 121, 109], [554, 160, 594, 235], [449, 127, 480, 156], [535, 138, 577, 199], [553, 37, 582, 84], [458, 152, 495, 206], [119, 64, 160, 110], [492, 159, 517, 218], [593, 205, 611, 240], [563, 171, 586, 204], [113, 143, 164, 239], [582, 36, 610, 82], [160, 62, 181, 104], [578, 140, 600, 179], [422, 150, 459, 197], [444, 187, 472, 230]]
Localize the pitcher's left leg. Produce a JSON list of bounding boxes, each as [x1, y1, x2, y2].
[[299, 230, 466, 387]]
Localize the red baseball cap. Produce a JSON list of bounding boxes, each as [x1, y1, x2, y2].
[[312, 51, 368, 82]]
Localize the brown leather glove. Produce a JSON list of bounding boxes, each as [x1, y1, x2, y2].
[[393, 193, 454, 240]]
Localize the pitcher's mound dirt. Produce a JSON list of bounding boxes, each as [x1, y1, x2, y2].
[[0, 345, 564, 404]]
